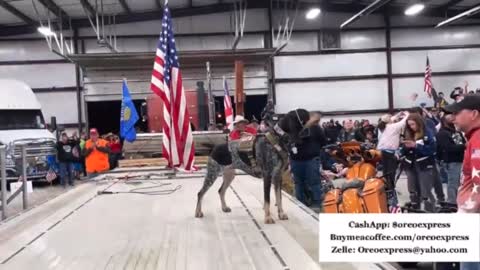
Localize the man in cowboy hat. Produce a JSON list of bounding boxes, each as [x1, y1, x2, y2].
[[229, 115, 257, 140]]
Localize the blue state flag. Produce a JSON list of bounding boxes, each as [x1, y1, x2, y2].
[[120, 79, 139, 142]]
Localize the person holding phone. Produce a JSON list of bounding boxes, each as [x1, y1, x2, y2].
[[400, 113, 438, 212]]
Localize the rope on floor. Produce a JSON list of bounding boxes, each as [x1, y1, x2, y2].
[[97, 183, 182, 196]]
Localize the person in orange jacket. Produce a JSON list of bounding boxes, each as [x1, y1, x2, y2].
[[83, 128, 110, 178]]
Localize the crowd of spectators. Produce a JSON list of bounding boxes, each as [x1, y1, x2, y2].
[[54, 129, 123, 185], [281, 86, 478, 215]]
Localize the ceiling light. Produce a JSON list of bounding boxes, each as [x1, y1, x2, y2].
[[37, 26, 56, 37], [405, 3, 425, 16], [306, 8, 321, 20]]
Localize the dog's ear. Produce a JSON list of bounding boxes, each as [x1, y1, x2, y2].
[[288, 110, 302, 133], [278, 112, 292, 133], [278, 109, 310, 135], [299, 109, 311, 124], [277, 110, 303, 145]]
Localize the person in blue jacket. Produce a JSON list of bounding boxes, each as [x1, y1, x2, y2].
[[410, 106, 446, 203], [400, 113, 438, 212]]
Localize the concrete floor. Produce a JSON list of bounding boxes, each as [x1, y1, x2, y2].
[[0, 172, 448, 270], [0, 180, 87, 222], [0, 173, 396, 270]]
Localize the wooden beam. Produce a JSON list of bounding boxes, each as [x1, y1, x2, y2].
[[235, 60, 245, 116], [0, 0, 35, 25], [119, 0, 132, 14]]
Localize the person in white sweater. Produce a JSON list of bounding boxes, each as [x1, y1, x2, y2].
[[377, 111, 410, 209]]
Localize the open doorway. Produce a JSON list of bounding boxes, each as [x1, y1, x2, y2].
[[87, 100, 147, 136], [214, 94, 268, 125]]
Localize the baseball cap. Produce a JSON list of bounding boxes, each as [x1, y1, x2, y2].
[[89, 128, 99, 134], [443, 94, 480, 113]]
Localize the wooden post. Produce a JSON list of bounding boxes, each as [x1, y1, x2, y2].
[[235, 60, 245, 116]]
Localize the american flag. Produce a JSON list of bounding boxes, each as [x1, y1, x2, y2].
[[46, 169, 57, 183], [223, 76, 234, 130], [150, 4, 196, 170], [389, 205, 403, 214], [424, 56, 433, 98]]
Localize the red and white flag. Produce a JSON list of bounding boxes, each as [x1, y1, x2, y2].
[[223, 76, 234, 130], [150, 4, 196, 170], [424, 56, 433, 98], [46, 169, 57, 183]]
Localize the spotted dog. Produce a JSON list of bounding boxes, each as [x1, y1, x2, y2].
[[195, 109, 311, 224]]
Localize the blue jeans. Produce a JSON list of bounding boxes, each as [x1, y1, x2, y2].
[[438, 161, 449, 184], [290, 157, 323, 208], [59, 162, 74, 186], [461, 262, 480, 270], [446, 162, 462, 204]]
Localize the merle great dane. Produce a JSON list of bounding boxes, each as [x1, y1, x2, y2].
[[195, 108, 313, 224]]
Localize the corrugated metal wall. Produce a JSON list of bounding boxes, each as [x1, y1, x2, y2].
[[274, 25, 480, 119], [1, 8, 480, 126]]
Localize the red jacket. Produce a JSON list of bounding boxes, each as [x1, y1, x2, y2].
[[458, 127, 480, 213], [229, 126, 257, 140], [109, 142, 122, 154]]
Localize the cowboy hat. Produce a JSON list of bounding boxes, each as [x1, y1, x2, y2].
[[232, 115, 249, 125]]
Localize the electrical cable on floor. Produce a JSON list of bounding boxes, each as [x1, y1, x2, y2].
[[96, 171, 206, 181], [94, 170, 207, 196], [97, 183, 182, 196], [129, 183, 182, 195]]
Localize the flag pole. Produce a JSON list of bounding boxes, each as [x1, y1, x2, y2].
[[223, 75, 226, 91], [122, 77, 127, 97], [206, 61, 215, 126]]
